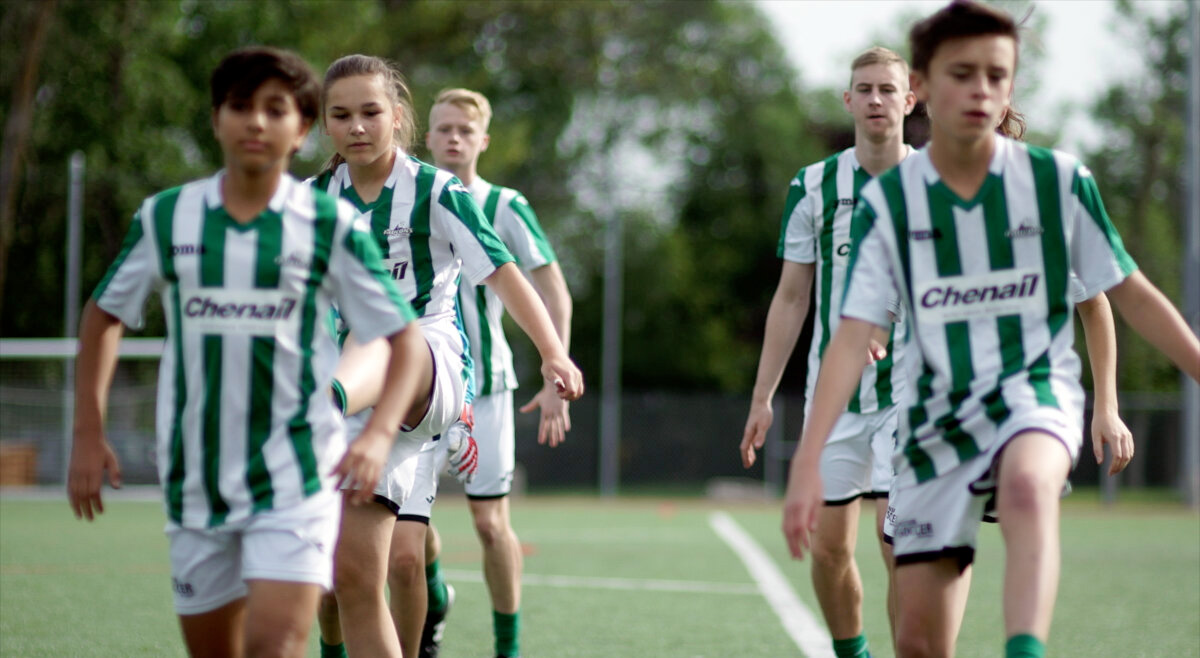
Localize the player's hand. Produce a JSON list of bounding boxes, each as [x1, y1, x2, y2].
[[1091, 409, 1134, 476], [740, 401, 774, 469], [540, 356, 583, 401], [445, 423, 479, 484], [68, 430, 122, 521], [866, 338, 888, 364], [520, 382, 571, 447], [781, 457, 822, 560], [334, 426, 392, 505]]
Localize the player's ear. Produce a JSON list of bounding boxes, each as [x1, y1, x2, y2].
[[904, 89, 917, 116], [842, 90, 853, 113], [293, 118, 313, 152], [480, 133, 490, 153], [910, 71, 929, 103]]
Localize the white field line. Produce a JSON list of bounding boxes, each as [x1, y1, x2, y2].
[[708, 511, 834, 658], [442, 568, 760, 596]]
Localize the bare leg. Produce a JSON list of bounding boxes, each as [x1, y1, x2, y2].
[[243, 580, 323, 658], [425, 523, 441, 567], [996, 431, 1071, 642], [317, 591, 343, 646], [811, 500, 863, 640], [469, 497, 522, 614], [178, 598, 246, 658], [893, 558, 971, 657], [387, 520, 429, 658], [334, 501, 403, 658], [873, 497, 897, 647]]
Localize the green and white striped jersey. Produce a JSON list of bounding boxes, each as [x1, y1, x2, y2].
[[456, 178, 557, 396], [310, 150, 515, 328], [311, 150, 517, 402], [779, 146, 910, 414], [92, 172, 416, 528], [843, 136, 1138, 486]]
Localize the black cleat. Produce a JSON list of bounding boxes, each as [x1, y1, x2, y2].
[[418, 583, 455, 658]]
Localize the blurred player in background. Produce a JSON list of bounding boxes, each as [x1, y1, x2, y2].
[[741, 46, 916, 658], [419, 87, 574, 658]]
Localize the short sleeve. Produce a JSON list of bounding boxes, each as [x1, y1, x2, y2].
[[432, 177, 515, 287], [777, 168, 817, 264], [91, 208, 161, 330], [839, 197, 897, 329], [1068, 164, 1137, 300], [326, 205, 416, 344], [497, 192, 556, 271]]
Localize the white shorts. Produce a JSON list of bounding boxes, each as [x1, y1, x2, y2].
[[887, 404, 1082, 570], [459, 389, 516, 498], [342, 319, 468, 515], [165, 490, 340, 615], [811, 405, 898, 504]]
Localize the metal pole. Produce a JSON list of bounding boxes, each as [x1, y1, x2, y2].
[[598, 161, 623, 497], [63, 150, 84, 484], [1181, 0, 1200, 509]]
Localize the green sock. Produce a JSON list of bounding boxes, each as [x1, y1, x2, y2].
[[1005, 633, 1046, 658], [494, 609, 521, 657], [319, 639, 347, 658], [832, 633, 870, 658], [426, 558, 448, 614]]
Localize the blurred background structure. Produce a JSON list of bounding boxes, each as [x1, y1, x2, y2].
[[1, 0, 1196, 502]]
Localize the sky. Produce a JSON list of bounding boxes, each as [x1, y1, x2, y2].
[[756, 0, 1180, 153]]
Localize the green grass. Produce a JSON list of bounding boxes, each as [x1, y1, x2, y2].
[[1, 492, 1196, 657]]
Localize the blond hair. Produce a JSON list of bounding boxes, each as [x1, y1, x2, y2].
[[430, 88, 493, 132], [849, 46, 909, 88]]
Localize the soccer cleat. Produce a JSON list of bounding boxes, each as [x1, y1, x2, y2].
[[419, 583, 455, 658]]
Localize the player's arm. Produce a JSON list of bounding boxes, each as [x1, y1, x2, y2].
[[1106, 271, 1200, 382], [483, 262, 583, 401], [69, 300, 125, 521], [518, 261, 574, 446], [333, 323, 427, 504], [1075, 292, 1133, 475], [741, 260, 814, 468], [782, 316, 875, 560]]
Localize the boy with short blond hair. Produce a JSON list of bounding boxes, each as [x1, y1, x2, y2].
[[419, 86, 573, 658]]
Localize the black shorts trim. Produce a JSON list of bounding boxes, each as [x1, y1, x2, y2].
[[824, 493, 866, 506], [372, 494, 401, 516], [862, 490, 889, 500], [466, 492, 509, 501], [883, 532, 894, 546], [396, 514, 430, 525], [895, 545, 975, 574]]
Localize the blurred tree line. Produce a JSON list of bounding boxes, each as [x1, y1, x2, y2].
[[0, 0, 1191, 395]]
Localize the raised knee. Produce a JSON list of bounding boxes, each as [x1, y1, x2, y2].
[[999, 468, 1060, 515]]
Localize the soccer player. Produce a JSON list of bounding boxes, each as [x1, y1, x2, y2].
[[740, 46, 916, 658], [417, 88, 574, 658], [309, 56, 582, 658], [782, 3, 1200, 657], [67, 46, 426, 658]]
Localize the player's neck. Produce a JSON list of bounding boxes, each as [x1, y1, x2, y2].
[[221, 164, 284, 223], [347, 148, 397, 205], [927, 128, 995, 200], [439, 161, 476, 186], [854, 135, 908, 177]]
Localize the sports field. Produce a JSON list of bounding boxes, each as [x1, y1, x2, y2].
[[1, 490, 1196, 657]]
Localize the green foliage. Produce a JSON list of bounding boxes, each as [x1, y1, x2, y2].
[[2, 0, 1188, 394], [1081, 0, 1190, 392]]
